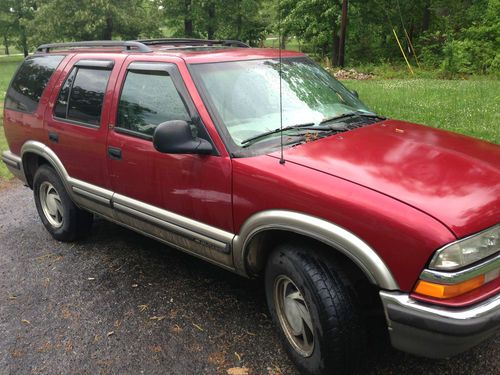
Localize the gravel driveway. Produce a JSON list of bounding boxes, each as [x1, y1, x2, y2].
[[1, 180, 498, 375]]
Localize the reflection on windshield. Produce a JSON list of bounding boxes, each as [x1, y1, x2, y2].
[[192, 58, 373, 146]]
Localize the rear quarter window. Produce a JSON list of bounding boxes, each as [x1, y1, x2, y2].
[[5, 55, 64, 113]]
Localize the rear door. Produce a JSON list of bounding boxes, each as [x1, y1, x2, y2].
[[106, 57, 234, 268], [45, 54, 126, 189]]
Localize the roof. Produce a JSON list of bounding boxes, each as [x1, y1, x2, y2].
[[34, 39, 305, 64], [157, 47, 304, 64]]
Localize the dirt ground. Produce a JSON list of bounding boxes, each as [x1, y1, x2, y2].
[[1, 180, 498, 375]]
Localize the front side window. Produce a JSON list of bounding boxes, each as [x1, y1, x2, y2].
[[55, 66, 111, 126], [191, 57, 375, 150], [5, 55, 64, 113], [116, 70, 190, 137]]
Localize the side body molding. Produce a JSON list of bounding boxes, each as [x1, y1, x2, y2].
[[233, 210, 399, 290], [19, 141, 398, 289], [20, 140, 235, 269]]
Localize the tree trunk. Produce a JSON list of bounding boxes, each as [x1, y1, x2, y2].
[[184, 0, 193, 37], [20, 27, 28, 57], [280, 35, 287, 50], [102, 15, 113, 40], [422, 0, 431, 32], [3, 34, 9, 55], [332, 33, 339, 65], [15, 10, 28, 57], [236, 12, 242, 40], [337, 0, 348, 67], [207, 1, 216, 39]]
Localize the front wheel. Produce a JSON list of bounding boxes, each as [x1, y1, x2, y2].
[[265, 244, 365, 375], [33, 164, 93, 242]]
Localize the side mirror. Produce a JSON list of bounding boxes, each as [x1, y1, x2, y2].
[[153, 120, 212, 155], [351, 90, 359, 98]]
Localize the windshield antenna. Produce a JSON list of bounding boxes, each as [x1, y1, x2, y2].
[[278, 0, 285, 164]]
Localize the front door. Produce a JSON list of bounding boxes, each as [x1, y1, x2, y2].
[[106, 58, 234, 268]]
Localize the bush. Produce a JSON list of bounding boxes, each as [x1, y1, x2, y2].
[[441, 39, 498, 75]]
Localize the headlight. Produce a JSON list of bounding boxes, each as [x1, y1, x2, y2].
[[429, 224, 499, 270]]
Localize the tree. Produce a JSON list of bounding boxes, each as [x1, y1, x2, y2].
[[280, 0, 342, 62], [163, 0, 268, 45], [0, 0, 37, 57], [0, 6, 14, 54], [27, 0, 161, 46]]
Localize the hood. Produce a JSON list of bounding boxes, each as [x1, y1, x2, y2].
[[272, 119, 500, 238]]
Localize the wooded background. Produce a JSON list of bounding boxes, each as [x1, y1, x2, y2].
[[0, 0, 498, 75]]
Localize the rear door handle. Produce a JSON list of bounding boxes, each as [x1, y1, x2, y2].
[[108, 147, 122, 160], [48, 131, 59, 143]]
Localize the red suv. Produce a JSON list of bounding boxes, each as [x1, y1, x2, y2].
[[2, 39, 499, 375]]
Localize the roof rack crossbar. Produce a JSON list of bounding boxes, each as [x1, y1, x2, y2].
[[36, 40, 152, 53], [135, 38, 250, 48]]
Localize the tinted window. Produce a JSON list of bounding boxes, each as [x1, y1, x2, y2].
[[54, 68, 76, 118], [5, 55, 64, 113], [117, 71, 190, 136], [66, 68, 111, 125]]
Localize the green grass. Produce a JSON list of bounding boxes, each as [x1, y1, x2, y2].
[[0, 46, 22, 55], [0, 55, 23, 179], [343, 79, 499, 144]]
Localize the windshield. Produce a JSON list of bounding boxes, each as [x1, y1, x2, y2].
[[191, 57, 374, 148]]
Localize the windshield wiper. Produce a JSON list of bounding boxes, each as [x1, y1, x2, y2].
[[241, 123, 315, 146], [319, 112, 386, 126], [240, 112, 386, 148]]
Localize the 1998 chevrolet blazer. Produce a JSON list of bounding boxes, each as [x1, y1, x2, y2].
[[2, 39, 499, 375]]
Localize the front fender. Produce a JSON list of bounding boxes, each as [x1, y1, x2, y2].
[[232, 210, 399, 290]]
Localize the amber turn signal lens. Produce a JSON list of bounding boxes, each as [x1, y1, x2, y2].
[[414, 275, 485, 299]]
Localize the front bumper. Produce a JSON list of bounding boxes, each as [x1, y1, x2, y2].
[[380, 291, 500, 358]]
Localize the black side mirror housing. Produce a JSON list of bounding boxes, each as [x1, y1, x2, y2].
[[351, 90, 359, 98], [153, 120, 213, 155]]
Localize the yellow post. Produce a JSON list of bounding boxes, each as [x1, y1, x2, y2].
[[393, 28, 414, 75], [404, 28, 421, 68]]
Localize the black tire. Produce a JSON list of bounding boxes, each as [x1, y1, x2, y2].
[[33, 164, 93, 242], [265, 243, 365, 375]]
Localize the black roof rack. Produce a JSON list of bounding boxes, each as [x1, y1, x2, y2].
[[35, 38, 250, 54], [36, 40, 153, 53], [135, 38, 250, 48]]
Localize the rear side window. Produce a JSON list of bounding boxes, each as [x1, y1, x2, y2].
[[5, 55, 64, 113], [55, 65, 111, 126], [116, 70, 190, 137]]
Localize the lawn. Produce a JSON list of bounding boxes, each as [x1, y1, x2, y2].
[[0, 55, 23, 179], [0, 55, 498, 181], [344, 79, 500, 144]]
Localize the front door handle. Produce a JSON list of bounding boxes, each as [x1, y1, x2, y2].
[[108, 147, 122, 160], [48, 131, 59, 143]]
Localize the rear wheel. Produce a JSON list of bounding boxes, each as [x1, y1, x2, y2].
[[33, 164, 93, 242], [265, 243, 365, 375]]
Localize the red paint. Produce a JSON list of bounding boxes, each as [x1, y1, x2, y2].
[[272, 120, 500, 239], [105, 54, 233, 231], [231, 155, 455, 290], [44, 53, 128, 188], [3, 48, 499, 300]]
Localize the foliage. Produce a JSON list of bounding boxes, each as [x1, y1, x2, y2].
[[162, 0, 269, 45], [0, 0, 498, 73], [279, 0, 341, 59], [26, 0, 162, 45], [439, 0, 500, 75]]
